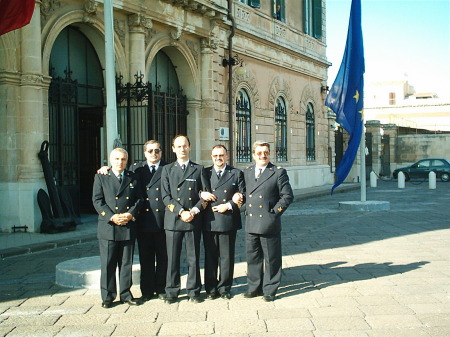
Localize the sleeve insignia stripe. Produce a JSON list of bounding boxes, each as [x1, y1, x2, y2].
[[202, 201, 208, 209]]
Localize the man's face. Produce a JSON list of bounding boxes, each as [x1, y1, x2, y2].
[[252, 145, 270, 167], [211, 147, 228, 170], [110, 150, 128, 173], [172, 136, 191, 160], [144, 143, 162, 164]]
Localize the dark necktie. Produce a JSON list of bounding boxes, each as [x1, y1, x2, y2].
[[181, 164, 186, 171], [217, 170, 222, 179], [256, 168, 262, 181], [150, 165, 156, 174], [117, 174, 122, 183]]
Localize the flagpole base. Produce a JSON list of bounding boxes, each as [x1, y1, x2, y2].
[[338, 200, 390, 211]]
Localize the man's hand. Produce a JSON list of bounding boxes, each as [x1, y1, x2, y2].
[[232, 192, 243, 204], [111, 213, 133, 225], [180, 210, 194, 222], [97, 166, 110, 175], [212, 203, 229, 213], [201, 191, 217, 202]]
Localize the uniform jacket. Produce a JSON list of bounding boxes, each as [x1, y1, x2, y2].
[[92, 170, 143, 241], [161, 160, 208, 231], [203, 165, 245, 232], [243, 162, 293, 235], [130, 160, 166, 232]]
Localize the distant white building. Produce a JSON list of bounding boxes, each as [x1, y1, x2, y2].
[[364, 81, 450, 132]]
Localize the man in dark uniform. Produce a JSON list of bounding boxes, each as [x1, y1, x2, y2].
[[129, 140, 167, 302], [92, 148, 143, 308], [201, 145, 245, 300], [161, 135, 209, 303], [239, 141, 293, 302]]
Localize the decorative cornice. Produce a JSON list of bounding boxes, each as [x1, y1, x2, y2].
[[128, 13, 153, 31]]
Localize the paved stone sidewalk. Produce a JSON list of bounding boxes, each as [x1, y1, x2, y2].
[[0, 181, 449, 336]]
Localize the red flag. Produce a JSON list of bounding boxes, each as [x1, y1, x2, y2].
[[0, 0, 36, 35]]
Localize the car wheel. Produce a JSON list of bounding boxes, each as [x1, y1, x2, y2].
[[440, 172, 450, 182], [403, 172, 410, 181]]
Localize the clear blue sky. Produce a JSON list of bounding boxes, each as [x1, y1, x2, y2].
[[326, 0, 450, 98]]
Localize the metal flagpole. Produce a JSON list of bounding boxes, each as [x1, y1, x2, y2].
[[103, 0, 119, 156]]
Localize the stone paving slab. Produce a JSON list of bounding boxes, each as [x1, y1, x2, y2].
[[0, 181, 449, 336]]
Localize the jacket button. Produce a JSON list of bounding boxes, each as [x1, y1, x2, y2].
[[223, 199, 226, 202], [155, 198, 159, 201], [147, 187, 150, 190], [224, 190, 227, 193], [249, 194, 252, 198], [259, 205, 263, 208], [115, 197, 119, 200], [146, 198, 149, 200], [146, 209, 149, 212], [156, 209, 159, 212], [126, 197, 129, 199], [177, 188, 180, 191], [260, 215, 263, 217], [189, 187, 192, 190], [127, 207, 130, 209], [249, 204, 252, 207], [177, 198, 181, 201], [115, 207, 119, 210], [156, 188, 159, 191], [189, 198, 192, 200], [259, 195, 263, 198]]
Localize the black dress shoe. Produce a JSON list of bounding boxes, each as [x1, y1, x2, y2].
[[220, 292, 231, 299], [140, 295, 153, 302], [189, 295, 202, 303], [102, 300, 113, 308], [263, 295, 275, 302], [120, 298, 141, 306], [164, 296, 177, 304], [206, 291, 219, 300], [243, 291, 263, 298]]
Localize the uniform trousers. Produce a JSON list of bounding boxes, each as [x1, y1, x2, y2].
[[98, 238, 135, 302], [246, 232, 282, 296], [165, 229, 202, 298], [203, 229, 237, 294], [137, 230, 167, 297]]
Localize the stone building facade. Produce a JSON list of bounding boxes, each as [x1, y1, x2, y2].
[[0, 0, 333, 232]]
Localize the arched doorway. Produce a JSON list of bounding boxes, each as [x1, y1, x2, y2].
[[48, 26, 104, 214], [116, 50, 188, 164]]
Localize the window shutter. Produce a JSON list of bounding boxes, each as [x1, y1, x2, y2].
[[313, 0, 322, 38], [303, 0, 308, 34], [249, 0, 260, 8]]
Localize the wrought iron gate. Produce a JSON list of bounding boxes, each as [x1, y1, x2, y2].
[[116, 73, 188, 163], [48, 71, 79, 195]]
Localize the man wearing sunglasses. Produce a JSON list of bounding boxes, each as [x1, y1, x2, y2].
[[129, 140, 167, 302], [237, 141, 293, 302], [97, 140, 167, 302]]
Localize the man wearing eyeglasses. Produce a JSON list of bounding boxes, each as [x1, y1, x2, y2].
[[201, 145, 245, 300], [236, 141, 293, 302], [97, 140, 167, 303]]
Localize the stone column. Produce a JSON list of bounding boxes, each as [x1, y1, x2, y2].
[[382, 123, 398, 174], [198, 37, 218, 162], [128, 13, 151, 79], [14, 0, 47, 231], [365, 120, 382, 176]]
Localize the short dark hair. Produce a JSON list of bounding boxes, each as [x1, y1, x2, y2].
[[172, 134, 190, 146], [212, 144, 227, 152], [143, 140, 161, 151]]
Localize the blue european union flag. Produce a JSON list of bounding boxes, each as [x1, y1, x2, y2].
[[325, 0, 365, 194]]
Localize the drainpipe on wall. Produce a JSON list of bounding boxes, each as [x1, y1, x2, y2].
[[227, 0, 236, 166]]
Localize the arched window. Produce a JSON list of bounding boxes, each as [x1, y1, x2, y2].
[[275, 97, 287, 162], [236, 89, 252, 162], [306, 102, 315, 161]]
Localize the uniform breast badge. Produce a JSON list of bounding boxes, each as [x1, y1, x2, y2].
[[168, 204, 175, 212]]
